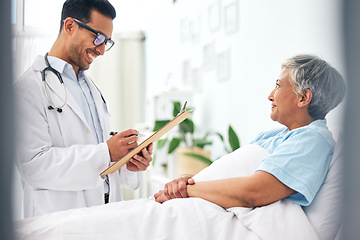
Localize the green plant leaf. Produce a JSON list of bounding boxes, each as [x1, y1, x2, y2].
[[228, 125, 240, 151], [152, 152, 157, 166], [193, 139, 212, 148], [168, 138, 181, 154], [203, 131, 230, 152], [204, 131, 225, 143], [183, 153, 213, 166], [179, 118, 194, 133], [153, 120, 170, 131], [157, 139, 167, 150], [173, 101, 182, 117]]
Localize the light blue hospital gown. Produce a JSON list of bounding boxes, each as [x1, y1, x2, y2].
[[250, 119, 335, 206]]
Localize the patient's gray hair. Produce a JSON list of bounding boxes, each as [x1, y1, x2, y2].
[[282, 54, 346, 120]]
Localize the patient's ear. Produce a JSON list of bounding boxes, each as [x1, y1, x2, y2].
[[298, 89, 312, 108]]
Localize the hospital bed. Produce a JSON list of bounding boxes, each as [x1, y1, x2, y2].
[[14, 130, 343, 240]]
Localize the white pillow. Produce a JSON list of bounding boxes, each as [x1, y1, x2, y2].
[[303, 133, 343, 240], [192, 144, 269, 182], [193, 138, 343, 240]]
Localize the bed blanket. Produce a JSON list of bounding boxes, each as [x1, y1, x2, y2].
[[15, 144, 319, 239], [15, 197, 318, 240]]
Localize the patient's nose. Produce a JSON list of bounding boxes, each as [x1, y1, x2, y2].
[[268, 89, 275, 101]]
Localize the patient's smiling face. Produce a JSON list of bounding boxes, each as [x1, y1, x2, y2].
[[268, 68, 302, 129]]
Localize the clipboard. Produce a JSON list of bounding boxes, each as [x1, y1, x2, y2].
[[100, 105, 192, 176]]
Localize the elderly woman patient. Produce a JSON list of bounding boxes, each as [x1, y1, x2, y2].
[[155, 54, 346, 209], [15, 54, 346, 240]]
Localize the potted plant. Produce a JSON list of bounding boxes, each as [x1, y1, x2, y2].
[[153, 101, 240, 176]]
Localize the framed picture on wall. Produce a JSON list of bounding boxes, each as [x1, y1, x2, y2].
[[180, 18, 189, 42], [208, 1, 221, 32], [182, 60, 191, 85], [191, 68, 202, 91], [224, 1, 238, 34], [189, 16, 201, 42], [203, 41, 215, 70], [217, 49, 230, 82]]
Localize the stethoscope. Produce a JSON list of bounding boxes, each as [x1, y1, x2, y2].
[[42, 53, 67, 113], [41, 53, 106, 113]]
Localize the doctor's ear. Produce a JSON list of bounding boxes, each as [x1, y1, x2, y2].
[[62, 18, 76, 34], [298, 89, 312, 108]]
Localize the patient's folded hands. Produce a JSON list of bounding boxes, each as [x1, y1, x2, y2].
[[153, 190, 169, 203], [154, 174, 194, 203]]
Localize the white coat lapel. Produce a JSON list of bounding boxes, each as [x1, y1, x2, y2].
[[32, 56, 90, 128]]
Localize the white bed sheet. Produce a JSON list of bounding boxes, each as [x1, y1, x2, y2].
[[15, 197, 318, 240], [15, 144, 322, 240]]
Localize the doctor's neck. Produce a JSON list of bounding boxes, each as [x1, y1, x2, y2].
[[48, 44, 81, 77]]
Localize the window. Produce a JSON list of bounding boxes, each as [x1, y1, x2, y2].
[[24, 0, 63, 29], [12, 0, 64, 32], [11, 0, 16, 24]]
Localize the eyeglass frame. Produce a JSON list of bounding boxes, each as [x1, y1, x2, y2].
[[72, 18, 115, 51]]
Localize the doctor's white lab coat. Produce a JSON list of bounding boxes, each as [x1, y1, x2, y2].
[[15, 55, 139, 218]]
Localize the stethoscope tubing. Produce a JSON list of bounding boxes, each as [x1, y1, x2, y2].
[[41, 53, 106, 113], [42, 53, 67, 112]]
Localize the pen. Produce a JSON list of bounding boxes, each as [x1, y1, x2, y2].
[[110, 131, 145, 137]]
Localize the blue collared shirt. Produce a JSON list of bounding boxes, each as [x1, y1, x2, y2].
[[47, 56, 103, 144], [251, 119, 335, 206]]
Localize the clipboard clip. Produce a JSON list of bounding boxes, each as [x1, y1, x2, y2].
[[179, 101, 187, 114], [178, 101, 193, 116]]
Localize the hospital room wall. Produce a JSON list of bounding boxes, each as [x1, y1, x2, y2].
[[144, 0, 345, 157]]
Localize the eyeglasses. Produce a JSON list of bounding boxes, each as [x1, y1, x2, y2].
[[73, 18, 115, 51]]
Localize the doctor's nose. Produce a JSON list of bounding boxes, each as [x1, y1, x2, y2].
[[95, 44, 106, 56]]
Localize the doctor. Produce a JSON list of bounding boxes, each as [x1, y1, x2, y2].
[[14, 0, 153, 218]]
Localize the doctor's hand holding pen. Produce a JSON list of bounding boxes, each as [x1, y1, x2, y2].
[[107, 129, 153, 172]]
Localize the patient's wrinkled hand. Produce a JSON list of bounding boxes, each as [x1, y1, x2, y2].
[[154, 174, 194, 203], [154, 190, 170, 203]]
